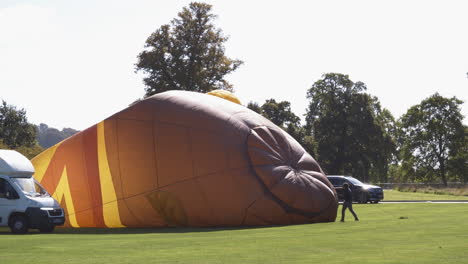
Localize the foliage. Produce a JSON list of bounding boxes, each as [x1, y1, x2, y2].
[[136, 2, 243, 97], [305, 73, 396, 182], [0, 139, 8, 149], [284, 123, 317, 157], [447, 125, 468, 183], [246, 101, 261, 114], [0, 100, 37, 149], [248, 99, 299, 127], [247, 99, 315, 155], [399, 93, 466, 186], [37, 123, 79, 149], [14, 144, 44, 160], [0, 101, 44, 159]]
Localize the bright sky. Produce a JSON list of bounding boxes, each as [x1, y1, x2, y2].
[[1, 0, 467, 130]]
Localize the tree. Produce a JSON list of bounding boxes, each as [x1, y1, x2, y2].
[[247, 99, 316, 156], [37, 123, 79, 148], [246, 101, 261, 114], [284, 123, 317, 158], [448, 125, 468, 183], [0, 100, 43, 159], [367, 100, 398, 182], [14, 144, 44, 160], [136, 2, 243, 97], [248, 99, 300, 128], [0, 100, 37, 149], [305, 73, 396, 182], [399, 93, 465, 186]]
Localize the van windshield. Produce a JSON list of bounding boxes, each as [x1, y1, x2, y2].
[[11, 178, 49, 197]]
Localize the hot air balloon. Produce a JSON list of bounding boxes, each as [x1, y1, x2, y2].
[[32, 91, 338, 228]]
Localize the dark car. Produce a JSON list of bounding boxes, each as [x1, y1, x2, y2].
[[327, 175, 384, 203]]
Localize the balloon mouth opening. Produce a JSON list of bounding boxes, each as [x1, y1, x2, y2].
[[246, 126, 337, 219]]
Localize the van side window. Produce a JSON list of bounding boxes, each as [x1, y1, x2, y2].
[[0, 179, 19, 199]]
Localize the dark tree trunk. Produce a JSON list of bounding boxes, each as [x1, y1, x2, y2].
[[439, 158, 448, 187]]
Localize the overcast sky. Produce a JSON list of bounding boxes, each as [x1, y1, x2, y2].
[[1, 0, 467, 130]]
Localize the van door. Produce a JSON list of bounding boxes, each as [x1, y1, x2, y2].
[[0, 178, 20, 226]]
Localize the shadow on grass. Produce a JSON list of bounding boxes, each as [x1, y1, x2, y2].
[[0, 225, 282, 235]]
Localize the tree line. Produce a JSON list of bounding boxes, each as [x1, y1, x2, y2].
[[247, 74, 467, 185], [1, 2, 466, 186], [134, 2, 467, 185], [0, 100, 78, 159]]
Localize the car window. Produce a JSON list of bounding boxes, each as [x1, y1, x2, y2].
[[346, 177, 363, 185], [328, 178, 344, 187], [337, 178, 345, 186]]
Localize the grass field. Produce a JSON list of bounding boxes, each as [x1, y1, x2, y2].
[[384, 189, 468, 201], [1, 203, 467, 264], [394, 186, 468, 197]]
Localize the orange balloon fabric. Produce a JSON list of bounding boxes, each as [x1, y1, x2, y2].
[[32, 91, 338, 228]]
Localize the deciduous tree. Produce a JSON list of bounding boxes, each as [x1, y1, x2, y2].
[[0, 100, 37, 149], [399, 93, 465, 186], [136, 2, 243, 97], [248, 99, 300, 128], [305, 73, 396, 182], [248, 99, 316, 157]]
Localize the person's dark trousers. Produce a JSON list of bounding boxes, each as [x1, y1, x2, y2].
[[341, 201, 359, 221]]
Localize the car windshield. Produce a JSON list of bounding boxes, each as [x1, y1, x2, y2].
[[11, 177, 49, 197], [346, 177, 364, 185]]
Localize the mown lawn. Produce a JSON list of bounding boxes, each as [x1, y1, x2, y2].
[[384, 189, 468, 201], [1, 203, 467, 264]]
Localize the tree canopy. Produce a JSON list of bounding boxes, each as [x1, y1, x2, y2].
[[247, 99, 316, 157], [399, 93, 466, 186], [248, 99, 300, 128], [0, 100, 43, 159], [0, 100, 37, 149], [37, 123, 79, 149], [136, 2, 243, 97], [305, 73, 396, 182]]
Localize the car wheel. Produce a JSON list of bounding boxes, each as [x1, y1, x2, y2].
[[39, 225, 55, 233], [9, 215, 29, 234]]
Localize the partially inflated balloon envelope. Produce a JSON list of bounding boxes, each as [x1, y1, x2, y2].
[[32, 91, 338, 228]]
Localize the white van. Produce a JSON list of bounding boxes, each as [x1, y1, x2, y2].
[[0, 150, 65, 234]]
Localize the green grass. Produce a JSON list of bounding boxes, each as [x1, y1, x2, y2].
[[385, 189, 468, 201], [394, 185, 468, 197], [1, 203, 468, 263]]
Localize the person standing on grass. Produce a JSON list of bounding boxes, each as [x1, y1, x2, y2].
[[341, 183, 359, 222]]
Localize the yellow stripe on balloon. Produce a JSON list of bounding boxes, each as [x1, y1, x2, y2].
[[53, 166, 79, 227], [97, 121, 124, 227], [32, 142, 61, 182], [206, 90, 241, 104]]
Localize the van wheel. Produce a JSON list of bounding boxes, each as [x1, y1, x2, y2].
[[9, 215, 29, 234], [39, 225, 55, 233]]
